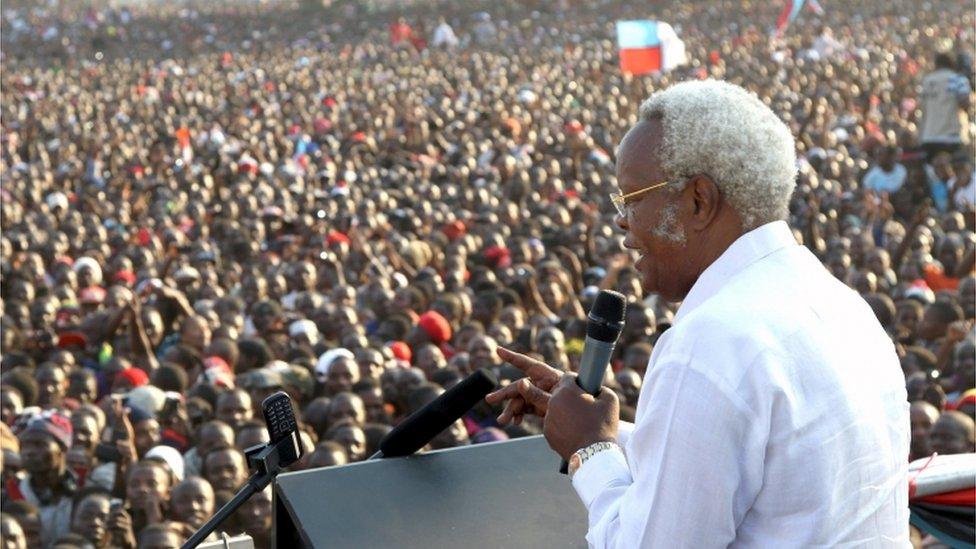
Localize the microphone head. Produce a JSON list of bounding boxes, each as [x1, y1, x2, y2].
[[379, 369, 498, 458], [586, 290, 626, 342], [590, 289, 626, 323]]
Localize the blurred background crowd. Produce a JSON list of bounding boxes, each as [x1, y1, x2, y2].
[[1, 0, 974, 547]]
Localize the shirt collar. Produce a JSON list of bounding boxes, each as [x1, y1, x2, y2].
[[673, 220, 798, 324]]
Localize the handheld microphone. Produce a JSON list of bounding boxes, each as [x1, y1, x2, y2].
[[560, 289, 626, 473], [576, 290, 627, 393], [371, 369, 498, 459], [261, 391, 303, 468]]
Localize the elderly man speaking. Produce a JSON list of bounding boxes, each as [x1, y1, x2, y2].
[[486, 80, 909, 547]]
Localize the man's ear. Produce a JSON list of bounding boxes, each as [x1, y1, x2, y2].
[[684, 175, 722, 231]]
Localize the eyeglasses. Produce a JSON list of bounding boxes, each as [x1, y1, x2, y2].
[[609, 181, 669, 217]]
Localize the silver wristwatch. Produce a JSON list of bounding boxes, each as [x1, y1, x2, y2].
[[568, 441, 620, 478]]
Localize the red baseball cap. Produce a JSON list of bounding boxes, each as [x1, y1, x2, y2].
[[388, 341, 413, 363], [57, 331, 89, 349], [79, 286, 107, 305]]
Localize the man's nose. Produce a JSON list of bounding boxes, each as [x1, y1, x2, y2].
[[615, 213, 628, 231]]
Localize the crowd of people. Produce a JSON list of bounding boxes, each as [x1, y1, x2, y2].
[[1, 0, 974, 547]]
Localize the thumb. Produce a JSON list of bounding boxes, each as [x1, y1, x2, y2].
[[598, 385, 619, 400], [596, 386, 620, 408]]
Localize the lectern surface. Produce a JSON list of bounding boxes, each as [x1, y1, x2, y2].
[[274, 435, 588, 548]]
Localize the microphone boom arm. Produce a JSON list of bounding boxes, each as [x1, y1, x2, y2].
[[181, 389, 303, 549], [180, 432, 299, 549]]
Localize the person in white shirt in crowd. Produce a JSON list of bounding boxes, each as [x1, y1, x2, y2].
[[813, 26, 843, 59], [950, 155, 975, 211], [919, 53, 971, 161], [862, 145, 907, 195], [431, 17, 459, 49], [487, 80, 909, 548]]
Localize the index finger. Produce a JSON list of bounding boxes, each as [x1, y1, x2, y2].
[[497, 346, 549, 376]]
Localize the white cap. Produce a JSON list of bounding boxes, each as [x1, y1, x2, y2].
[[315, 348, 355, 382], [289, 319, 320, 345], [73, 257, 103, 285], [46, 192, 69, 211], [145, 445, 185, 482], [173, 266, 200, 281], [126, 385, 166, 415]]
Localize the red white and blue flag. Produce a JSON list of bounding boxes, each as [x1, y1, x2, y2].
[[616, 20, 686, 75]]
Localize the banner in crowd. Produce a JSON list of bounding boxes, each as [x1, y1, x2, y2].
[[615, 20, 687, 75], [775, 0, 825, 37]]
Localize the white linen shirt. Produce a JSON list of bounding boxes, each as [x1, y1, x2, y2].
[[572, 220, 910, 548]]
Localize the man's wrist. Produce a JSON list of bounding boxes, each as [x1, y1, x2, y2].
[[568, 440, 620, 478]]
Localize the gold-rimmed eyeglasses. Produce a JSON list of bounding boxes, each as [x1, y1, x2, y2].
[[609, 181, 669, 217]]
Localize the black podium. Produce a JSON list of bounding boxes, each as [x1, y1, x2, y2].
[[273, 435, 588, 548]]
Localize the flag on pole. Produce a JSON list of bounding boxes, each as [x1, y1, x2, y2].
[[616, 20, 687, 75], [775, 0, 823, 36], [775, 0, 805, 36], [658, 22, 687, 73]]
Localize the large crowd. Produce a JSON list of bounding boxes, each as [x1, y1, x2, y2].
[[1, 0, 975, 547]]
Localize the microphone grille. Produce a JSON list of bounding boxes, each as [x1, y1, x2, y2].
[[590, 290, 626, 323]]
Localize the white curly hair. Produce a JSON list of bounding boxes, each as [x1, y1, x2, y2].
[[638, 79, 797, 231]]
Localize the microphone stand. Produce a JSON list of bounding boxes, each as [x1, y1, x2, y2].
[[180, 434, 299, 549]]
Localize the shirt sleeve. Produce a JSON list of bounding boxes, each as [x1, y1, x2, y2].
[[862, 169, 877, 192], [949, 74, 970, 99], [570, 359, 765, 548], [616, 421, 634, 448]]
